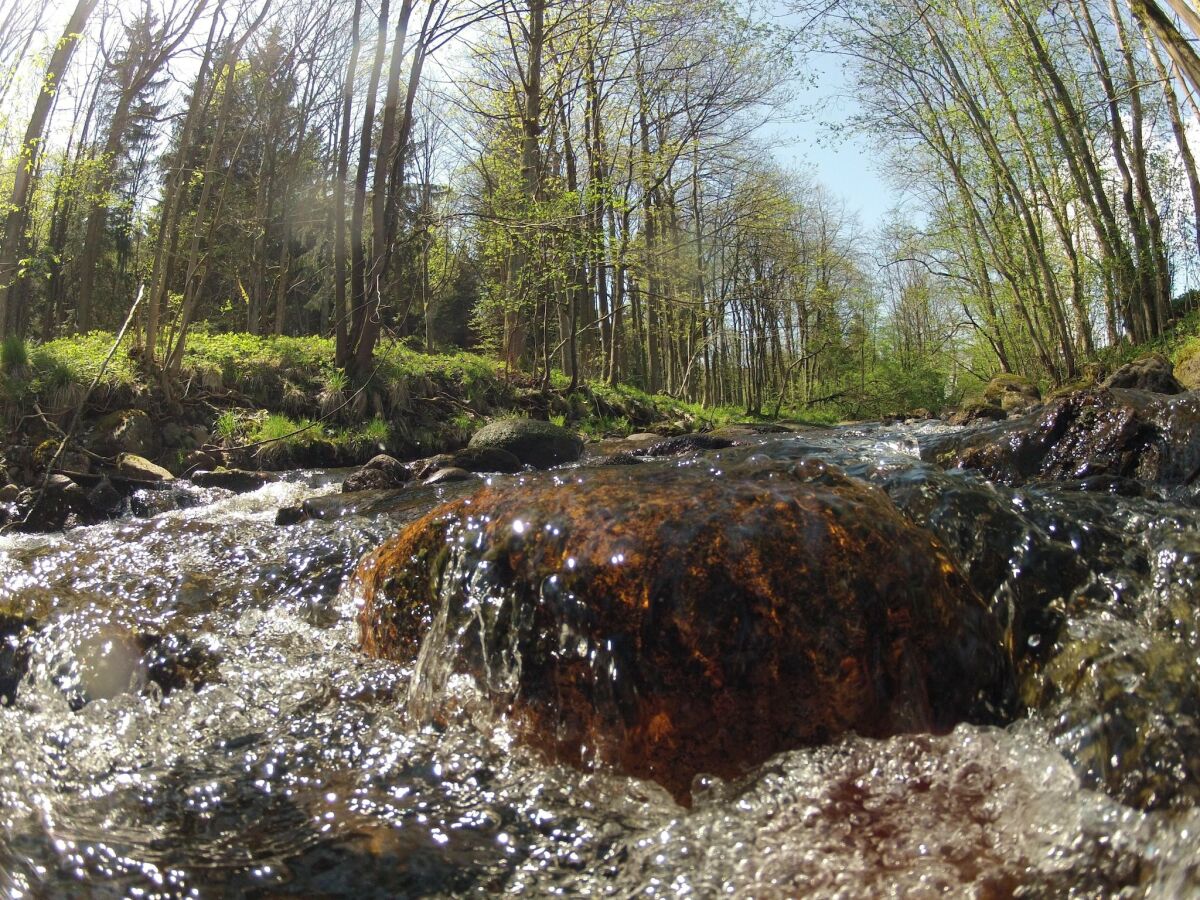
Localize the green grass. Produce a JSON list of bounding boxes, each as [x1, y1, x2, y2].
[[249, 413, 316, 446], [215, 409, 240, 440], [1096, 307, 1200, 371], [29, 332, 139, 394], [1, 331, 854, 461], [2, 335, 28, 372]]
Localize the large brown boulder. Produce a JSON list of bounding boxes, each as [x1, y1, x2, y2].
[[927, 387, 1200, 489], [358, 461, 1015, 801]]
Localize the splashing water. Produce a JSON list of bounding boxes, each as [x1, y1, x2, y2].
[[0, 426, 1198, 897]]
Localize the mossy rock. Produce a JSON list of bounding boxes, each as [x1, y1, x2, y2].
[[88, 408, 160, 458], [982, 374, 1041, 413], [1025, 623, 1200, 810], [982, 373, 1040, 401], [114, 453, 174, 481], [1101, 353, 1182, 394], [948, 400, 1007, 426], [1174, 342, 1200, 391], [468, 418, 583, 469]]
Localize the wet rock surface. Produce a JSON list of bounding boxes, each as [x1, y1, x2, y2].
[[421, 466, 474, 485], [358, 460, 1015, 801], [947, 400, 1007, 426], [341, 454, 413, 493], [413, 446, 523, 480], [2, 423, 1200, 895], [191, 468, 278, 493], [0, 612, 36, 705], [926, 387, 1200, 495], [645, 433, 736, 456]]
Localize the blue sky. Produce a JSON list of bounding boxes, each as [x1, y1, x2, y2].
[[765, 48, 900, 232]]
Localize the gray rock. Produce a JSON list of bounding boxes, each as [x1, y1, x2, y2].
[[86, 477, 125, 518], [89, 409, 160, 458], [181, 450, 222, 473], [114, 453, 174, 482], [342, 454, 412, 493], [468, 419, 583, 469], [1102, 354, 1184, 395], [423, 467, 474, 485], [191, 468, 277, 493], [162, 422, 186, 447]]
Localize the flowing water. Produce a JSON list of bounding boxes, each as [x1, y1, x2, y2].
[[1, 423, 1199, 898]]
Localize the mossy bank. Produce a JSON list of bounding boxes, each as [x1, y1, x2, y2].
[[0, 331, 797, 514]]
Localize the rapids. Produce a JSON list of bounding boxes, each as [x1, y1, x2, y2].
[[0, 423, 1198, 897]]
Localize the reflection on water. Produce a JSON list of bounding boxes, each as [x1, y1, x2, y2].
[[0, 424, 1198, 897]]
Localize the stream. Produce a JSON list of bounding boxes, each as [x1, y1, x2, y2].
[[1, 422, 1198, 897]]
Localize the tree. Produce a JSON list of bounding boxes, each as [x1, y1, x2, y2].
[[0, 0, 98, 339]]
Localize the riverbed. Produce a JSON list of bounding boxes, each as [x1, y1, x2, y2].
[[1, 422, 1197, 897]]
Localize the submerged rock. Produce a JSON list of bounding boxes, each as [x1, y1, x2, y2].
[[928, 387, 1200, 491], [467, 419, 583, 469], [190, 467, 277, 493], [0, 613, 36, 705], [129, 483, 204, 518], [55, 628, 218, 710], [358, 461, 1015, 801], [136, 631, 220, 696]]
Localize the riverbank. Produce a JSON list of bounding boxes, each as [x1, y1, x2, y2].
[[0, 331, 825, 530]]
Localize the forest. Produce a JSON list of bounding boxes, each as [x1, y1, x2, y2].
[[3, 0, 1200, 421]]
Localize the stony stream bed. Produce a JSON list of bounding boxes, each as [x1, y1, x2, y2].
[[1, 422, 1198, 897]]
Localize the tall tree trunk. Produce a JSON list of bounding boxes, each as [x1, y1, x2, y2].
[[146, 9, 221, 362], [0, 0, 97, 339], [334, 0, 364, 367], [348, 0, 390, 373], [504, 0, 545, 372]]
